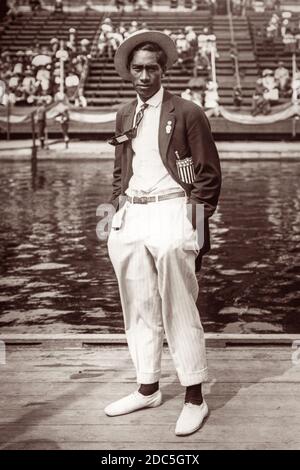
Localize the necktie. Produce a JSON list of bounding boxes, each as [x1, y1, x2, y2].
[[132, 103, 148, 137], [108, 103, 149, 146]]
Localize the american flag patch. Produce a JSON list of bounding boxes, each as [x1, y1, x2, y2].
[[176, 156, 196, 184]]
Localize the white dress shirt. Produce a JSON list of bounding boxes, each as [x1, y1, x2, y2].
[[126, 86, 182, 197]]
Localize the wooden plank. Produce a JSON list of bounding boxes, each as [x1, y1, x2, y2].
[[1, 395, 300, 413], [2, 347, 295, 363], [0, 423, 299, 444], [1, 364, 299, 383], [1, 406, 300, 426], [0, 355, 296, 372], [1, 441, 299, 450], [0, 344, 299, 449], [1, 333, 299, 347], [0, 381, 300, 396]]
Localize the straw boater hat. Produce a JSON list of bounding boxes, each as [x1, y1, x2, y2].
[[114, 30, 178, 81]]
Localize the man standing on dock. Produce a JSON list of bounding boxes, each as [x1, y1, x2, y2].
[[105, 30, 221, 436]]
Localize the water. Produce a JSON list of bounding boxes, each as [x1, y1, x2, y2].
[[0, 159, 299, 334]]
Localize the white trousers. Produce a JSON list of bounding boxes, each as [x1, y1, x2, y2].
[[107, 196, 208, 386]]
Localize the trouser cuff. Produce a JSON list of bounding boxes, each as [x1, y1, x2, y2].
[[177, 368, 208, 386], [136, 371, 161, 384]]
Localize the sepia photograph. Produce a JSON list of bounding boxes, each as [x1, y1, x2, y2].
[[0, 0, 299, 455]]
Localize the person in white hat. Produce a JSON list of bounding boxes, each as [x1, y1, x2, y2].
[[104, 30, 221, 436]]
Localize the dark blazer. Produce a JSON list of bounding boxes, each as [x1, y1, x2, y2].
[[109, 89, 222, 271]]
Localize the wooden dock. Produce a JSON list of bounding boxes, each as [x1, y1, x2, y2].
[[0, 335, 300, 450]]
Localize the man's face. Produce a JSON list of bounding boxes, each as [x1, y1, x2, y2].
[[129, 50, 163, 101]]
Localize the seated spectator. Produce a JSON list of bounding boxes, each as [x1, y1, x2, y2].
[[193, 49, 211, 76], [204, 79, 219, 116], [185, 26, 198, 56], [128, 21, 139, 34], [6, 0, 19, 21], [21, 68, 36, 99], [66, 28, 77, 55], [198, 27, 210, 52], [252, 1, 264, 12], [295, 19, 300, 49], [181, 87, 202, 107], [291, 71, 300, 100], [29, 0, 42, 12], [13, 51, 24, 76], [176, 30, 190, 73], [264, 22, 277, 46], [251, 78, 271, 116], [117, 22, 127, 39], [80, 38, 90, 56], [281, 12, 292, 36], [181, 87, 193, 100], [53, 0, 64, 14], [232, 0, 243, 16], [65, 71, 79, 100], [50, 38, 59, 57], [265, 0, 277, 11], [36, 64, 51, 92], [262, 69, 278, 102], [283, 29, 297, 54], [135, 0, 149, 9], [115, 0, 125, 10], [74, 86, 87, 108], [233, 85, 243, 108], [85, 0, 93, 11], [191, 88, 203, 107], [274, 61, 290, 93]]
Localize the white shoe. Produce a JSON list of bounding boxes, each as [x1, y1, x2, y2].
[[175, 400, 209, 436], [104, 389, 162, 417]]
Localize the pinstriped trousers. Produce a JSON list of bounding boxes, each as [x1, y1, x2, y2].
[[107, 196, 208, 386]]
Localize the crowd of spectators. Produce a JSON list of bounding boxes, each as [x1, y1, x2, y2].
[[0, 28, 90, 107], [251, 62, 295, 115], [259, 10, 300, 53], [97, 16, 218, 76], [181, 78, 220, 114], [96, 15, 220, 111]]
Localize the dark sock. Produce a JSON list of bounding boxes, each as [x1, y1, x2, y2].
[[185, 383, 203, 405], [138, 382, 159, 396]]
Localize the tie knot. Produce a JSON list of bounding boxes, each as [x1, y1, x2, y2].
[[134, 103, 148, 128], [137, 103, 148, 117]]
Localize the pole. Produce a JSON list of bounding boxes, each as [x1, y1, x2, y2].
[[59, 40, 65, 98], [292, 53, 298, 104], [6, 99, 10, 140], [235, 54, 241, 89], [45, 121, 49, 150], [31, 111, 37, 166], [211, 45, 216, 84]]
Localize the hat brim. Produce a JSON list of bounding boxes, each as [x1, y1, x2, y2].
[[114, 30, 178, 81]]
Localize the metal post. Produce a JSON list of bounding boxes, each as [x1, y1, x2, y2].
[[45, 118, 49, 150], [59, 40, 65, 98], [6, 99, 10, 140], [31, 111, 37, 166], [292, 53, 298, 104], [211, 46, 216, 84]]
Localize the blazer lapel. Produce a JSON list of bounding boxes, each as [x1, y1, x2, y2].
[[159, 90, 176, 165], [122, 99, 137, 132], [122, 99, 137, 177]]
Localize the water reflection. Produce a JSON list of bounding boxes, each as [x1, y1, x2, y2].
[[0, 159, 299, 334]]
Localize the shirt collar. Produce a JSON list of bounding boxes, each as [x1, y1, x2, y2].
[[136, 86, 164, 109]]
